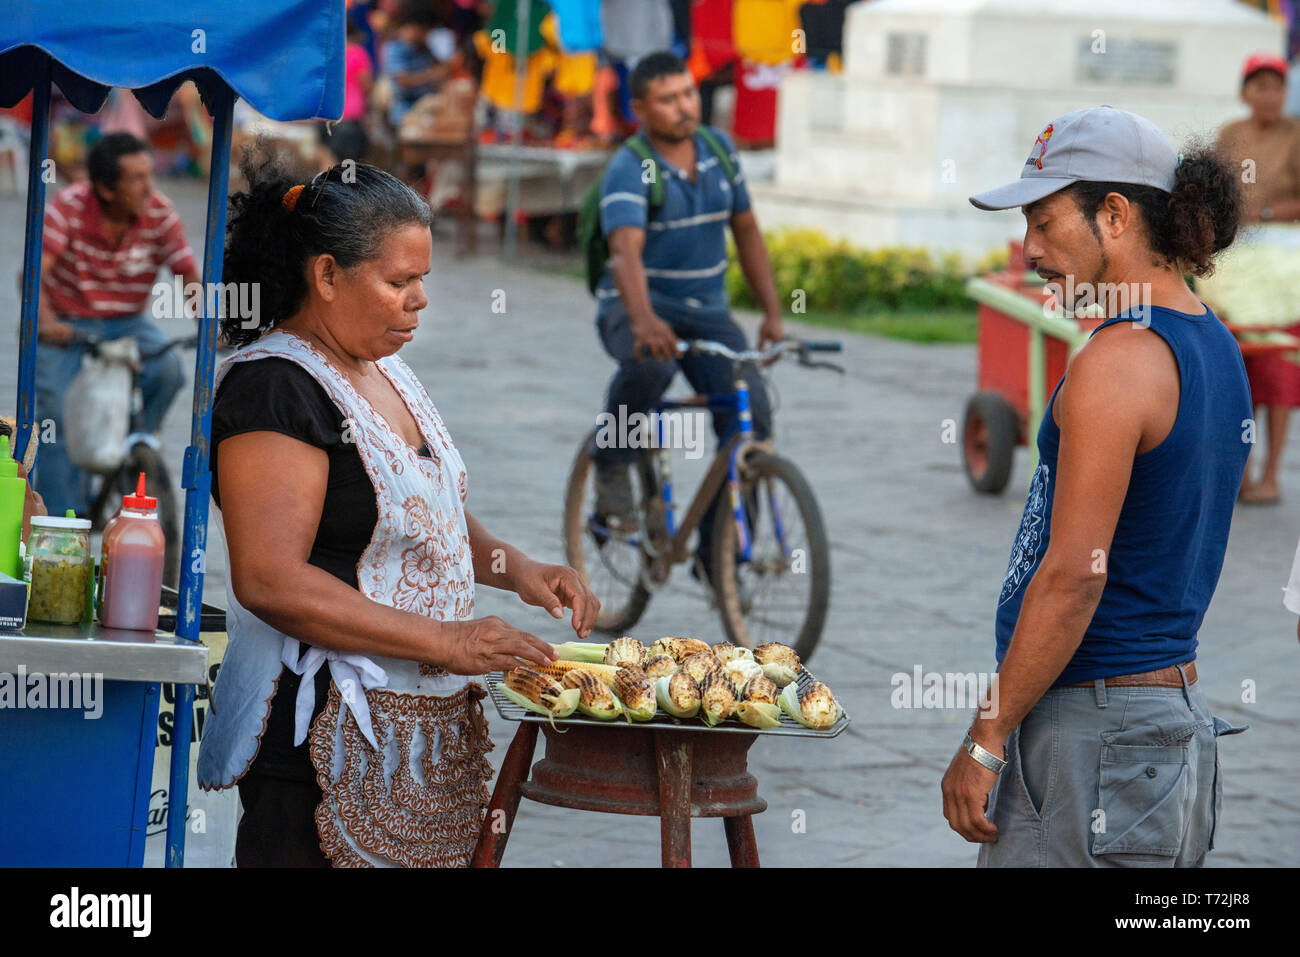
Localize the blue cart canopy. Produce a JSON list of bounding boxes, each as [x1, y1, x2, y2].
[[1, 0, 345, 120]]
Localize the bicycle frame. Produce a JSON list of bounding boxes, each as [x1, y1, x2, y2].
[[652, 372, 792, 567]]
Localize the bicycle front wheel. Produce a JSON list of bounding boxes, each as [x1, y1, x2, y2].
[[710, 451, 830, 662], [562, 431, 651, 634]]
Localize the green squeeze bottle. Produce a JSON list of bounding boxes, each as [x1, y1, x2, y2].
[[0, 435, 26, 580]]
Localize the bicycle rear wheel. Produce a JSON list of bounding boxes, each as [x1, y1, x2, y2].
[[710, 451, 830, 662], [90, 443, 181, 589], [562, 431, 651, 634]]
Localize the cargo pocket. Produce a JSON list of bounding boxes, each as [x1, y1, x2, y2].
[[1207, 715, 1248, 853], [1091, 723, 1200, 862]]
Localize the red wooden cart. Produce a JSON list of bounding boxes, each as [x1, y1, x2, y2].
[[961, 241, 1300, 494]]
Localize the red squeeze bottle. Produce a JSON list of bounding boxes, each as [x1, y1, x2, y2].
[[100, 472, 165, 632]]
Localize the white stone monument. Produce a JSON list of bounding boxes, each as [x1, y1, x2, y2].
[[750, 0, 1283, 259]]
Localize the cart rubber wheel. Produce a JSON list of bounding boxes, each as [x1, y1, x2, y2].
[[962, 391, 1018, 495]]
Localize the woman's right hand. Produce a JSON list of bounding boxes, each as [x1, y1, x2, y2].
[[444, 616, 558, 675]]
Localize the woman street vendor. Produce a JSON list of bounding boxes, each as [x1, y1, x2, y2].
[[196, 153, 598, 867]]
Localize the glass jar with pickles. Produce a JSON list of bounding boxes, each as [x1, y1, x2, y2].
[[27, 514, 92, 624]]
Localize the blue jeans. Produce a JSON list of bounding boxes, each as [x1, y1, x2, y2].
[[33, 314, 185, 516], [589, 300, 773, 567]]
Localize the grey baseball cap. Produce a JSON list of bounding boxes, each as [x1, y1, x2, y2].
[[969, 106, 1178, 211]]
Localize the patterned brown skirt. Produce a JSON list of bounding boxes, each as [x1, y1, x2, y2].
[[309, 681, 495, 867]]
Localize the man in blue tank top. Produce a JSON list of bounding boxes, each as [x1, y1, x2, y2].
[[941, 107, 1252, 866]]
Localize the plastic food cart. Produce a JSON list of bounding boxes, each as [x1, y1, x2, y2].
[[961, 240, 1300, 495], [0, 0, 345, 866]]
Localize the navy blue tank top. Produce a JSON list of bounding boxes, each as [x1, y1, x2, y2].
[[994, 304, 1251, 685]]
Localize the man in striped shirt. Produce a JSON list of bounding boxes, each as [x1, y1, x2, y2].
[[35, 132, 198, 515], [592, 51, 785, 587]]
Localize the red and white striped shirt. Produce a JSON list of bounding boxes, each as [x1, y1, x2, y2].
[[42, 181, 198, 318]]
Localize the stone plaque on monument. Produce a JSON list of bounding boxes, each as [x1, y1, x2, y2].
[[1075, 37, 1178, 87]]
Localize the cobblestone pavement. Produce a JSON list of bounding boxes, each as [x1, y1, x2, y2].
[[3, 180, 1296, 866]]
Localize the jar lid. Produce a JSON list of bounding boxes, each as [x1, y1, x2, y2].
[[30, 515, 92, 530]]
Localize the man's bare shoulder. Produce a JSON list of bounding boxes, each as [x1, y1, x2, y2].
[[1070, 321, 1177, 387], [1058, 321, 1179, 443]]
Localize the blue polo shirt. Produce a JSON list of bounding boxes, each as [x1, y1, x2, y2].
[[596, 126, 750, 318]]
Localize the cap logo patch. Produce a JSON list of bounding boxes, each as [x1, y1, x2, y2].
[[1030, 123, 1054, 170]]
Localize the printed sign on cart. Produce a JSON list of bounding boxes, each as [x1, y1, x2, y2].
[[144, 630, 238, 867]]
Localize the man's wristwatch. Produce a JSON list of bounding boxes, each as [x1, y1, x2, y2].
[[963, 731, 1007, 775]]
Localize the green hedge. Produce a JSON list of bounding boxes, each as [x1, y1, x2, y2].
[[727, 229, 1009, 313]]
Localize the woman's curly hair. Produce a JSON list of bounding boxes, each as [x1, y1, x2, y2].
[[221, 143, 432, 346]]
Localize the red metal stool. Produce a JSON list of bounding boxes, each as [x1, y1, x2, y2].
[[471, 722, 766, 868]]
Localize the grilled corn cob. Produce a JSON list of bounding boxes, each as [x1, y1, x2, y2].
[[723, 658, 764, 694], [655, 672, 701, 719], [778, 680, 841, 730], [498, 665, 581, 727], [712, 641, 754, 664], [753, 642, 801, 687], [649, 636, 712, 663], [561, 668, 623, 720], [535, 660, 624, 688], [604, 636, 647, 669], [681, 651, 723, 686], [735, 700, 782, 729], [614, 666, 657, 722], [699, 669, 739, 727], [643, 654, 679, 679], [549, 641, 609, 664], [742, 675, 779, 704], [737, 673, 783, 726]]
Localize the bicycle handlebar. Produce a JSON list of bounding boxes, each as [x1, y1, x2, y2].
[[71, 332, 205, 362], [677, 337, 845, 372]]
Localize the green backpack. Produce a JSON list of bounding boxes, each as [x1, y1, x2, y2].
[[578, 127, 738, 295]]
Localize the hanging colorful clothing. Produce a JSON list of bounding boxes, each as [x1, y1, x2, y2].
[[544, 10, 598, 97], [473, 29, 558, 112], [549, 0, 602, 51], [733, 59, 787, 143], [733, 0, 803, 65], [690, 0, 735, 77], [485, 0, 553, 58]]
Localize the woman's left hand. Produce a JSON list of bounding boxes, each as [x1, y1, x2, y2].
[[512, 559, 600, 639]]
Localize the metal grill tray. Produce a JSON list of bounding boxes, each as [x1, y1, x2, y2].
[[487, 666, 849, 738]]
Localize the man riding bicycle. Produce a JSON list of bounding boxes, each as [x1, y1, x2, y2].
[[590, 51, 786, 588], [34, 132, 199, 515]]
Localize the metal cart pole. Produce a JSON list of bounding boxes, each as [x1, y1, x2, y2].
[[166, 84, 235, 867], [13, 51, 52, 466]]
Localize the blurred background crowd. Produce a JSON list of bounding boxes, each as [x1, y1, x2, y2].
[[0, 0, 860, 247]]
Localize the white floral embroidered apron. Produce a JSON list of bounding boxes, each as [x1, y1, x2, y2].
[[196, 330, 493, 868]]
